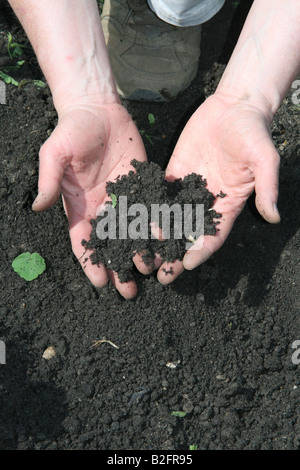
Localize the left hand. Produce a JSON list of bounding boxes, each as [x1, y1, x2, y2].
[[156, 93, 281, 284]]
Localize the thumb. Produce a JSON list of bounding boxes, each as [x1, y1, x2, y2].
[[32, 140, 66, 212], [254, 145, 281, 224]]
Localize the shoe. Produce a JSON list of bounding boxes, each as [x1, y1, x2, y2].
[[101, 0, 202, 102]]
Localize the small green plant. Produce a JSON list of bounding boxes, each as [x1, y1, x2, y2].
[[12, 252, 46, 281], [18, 78, 46, 89], [1, 33, 45, 89], [138, 114, 155, 144], [32, 80, 46, 88], [170, 411, 187, 418], [7, 32, 26, 60], [0, 33, 26, 87], [0, 70, 18, 86], [188, 444, 198, 450], [139, 129, 154, 145], [148, 113, 155, 125], [110, 193, 117, 208]]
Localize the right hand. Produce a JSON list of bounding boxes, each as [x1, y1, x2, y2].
[[33, 102, 149, 299]]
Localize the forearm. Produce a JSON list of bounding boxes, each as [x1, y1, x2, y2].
[[216, 0, 300, 120], [8, 0, 119, 113]]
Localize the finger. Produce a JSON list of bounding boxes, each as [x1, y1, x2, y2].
[[96, 201, 110, 216], [183, 237, 218, 270], [71, 216, 137, 298], [153, 253, 163, 270], [133, 250, 163, 274], [254, 147, 281, 224], [183, 214, 233, 271], [69, 218, 109, 288], [79, 246, 109, 288], [150, 222, 167, 241], [32, 141, 65, 212], [133, 251, 154, 275], [157, 259, 185, 285], [107, 270, 138, 299]]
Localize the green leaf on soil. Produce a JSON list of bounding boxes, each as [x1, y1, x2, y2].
[[145, 134, 153, 145], [110, 193, 117, 208], [12, 252, 46, 281], [18, 79, 46, 89], [0, 71, 18, 86], [33, 80, 46, 88], [139, 129, 154, 144], [170, 411, 187, 418], [148, 113, 155, 125], [7, 32, 26, 60]]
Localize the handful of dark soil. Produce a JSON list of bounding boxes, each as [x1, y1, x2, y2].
[[82, 160, 223, 282]]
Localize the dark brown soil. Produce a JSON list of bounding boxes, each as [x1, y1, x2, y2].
[[1, 1, 300, 451], [82, 160, 222, 283]]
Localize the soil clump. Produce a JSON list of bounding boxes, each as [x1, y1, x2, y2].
[[82, 160, 223, 282]]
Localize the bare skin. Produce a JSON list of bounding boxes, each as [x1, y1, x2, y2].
[[157, 0, 300, 284], [35, 103, 148, 298], [8, 0, 300, 296], [157, 94, 281, 283]]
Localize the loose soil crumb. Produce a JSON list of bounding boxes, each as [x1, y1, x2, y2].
[[82, 160, 222, 282]]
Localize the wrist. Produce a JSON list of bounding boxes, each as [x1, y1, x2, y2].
[[9, 0, 120, 114], [52, 74, 120, 116], [215, 80, 276, 123], [214, 0, 300, 124]]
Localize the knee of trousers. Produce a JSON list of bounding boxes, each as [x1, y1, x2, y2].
[[147, 0, 226, 27]]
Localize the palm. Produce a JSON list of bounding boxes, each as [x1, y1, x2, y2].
[[34, 103, 147, 297], [158, 94, 280, 283]]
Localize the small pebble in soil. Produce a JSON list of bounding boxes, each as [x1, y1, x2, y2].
[[42, 346, 56, 360]]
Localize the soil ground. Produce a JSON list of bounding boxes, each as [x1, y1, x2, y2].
[[0, 1, 300, 451]]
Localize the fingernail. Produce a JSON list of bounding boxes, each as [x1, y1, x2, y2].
[[273, 203, 280, 220], [32, 192, 41, 205]]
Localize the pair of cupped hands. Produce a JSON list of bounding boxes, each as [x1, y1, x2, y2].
[[32, 94, 280, 299]]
